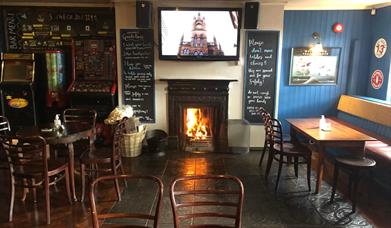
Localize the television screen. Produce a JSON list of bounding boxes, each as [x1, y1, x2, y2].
[[158, 8, 241, 61]]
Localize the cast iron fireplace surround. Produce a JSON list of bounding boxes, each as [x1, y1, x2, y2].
[[161, 79, 237, 152]]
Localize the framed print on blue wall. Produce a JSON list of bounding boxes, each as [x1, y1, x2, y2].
[[289, 47, 341, 85]]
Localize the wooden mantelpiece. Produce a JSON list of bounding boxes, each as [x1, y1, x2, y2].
[[160, 79, 237, 152]]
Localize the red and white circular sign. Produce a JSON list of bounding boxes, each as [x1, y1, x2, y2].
[[371, 70, 383, 89], [374, 38, 387, 58]]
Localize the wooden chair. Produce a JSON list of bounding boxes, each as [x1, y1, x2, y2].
[[258, 108, 272, 167], [0, 116, 11, 170], [63, 108, 97, 154], [1, 135, 72, 224], [90, 174, 163, 228], [80, 117, 129, 201], [330, 156, 376, 213], [266, 118, 312, 192], [170, 175, 244, 228]]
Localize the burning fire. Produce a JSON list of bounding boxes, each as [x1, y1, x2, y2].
[[186, 108, 209, 140]]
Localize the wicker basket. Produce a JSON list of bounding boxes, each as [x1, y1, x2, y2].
[[122, 126, 146, 157]]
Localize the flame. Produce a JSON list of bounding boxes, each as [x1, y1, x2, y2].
[[186, 108, 209, 140]]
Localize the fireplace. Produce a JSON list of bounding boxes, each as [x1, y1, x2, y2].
[[161, 79, 236, 153]]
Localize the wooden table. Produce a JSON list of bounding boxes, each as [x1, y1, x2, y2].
[[17, 123, 94, 201], [286, 118, 376, 194]]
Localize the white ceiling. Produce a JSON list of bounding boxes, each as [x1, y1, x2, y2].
[[282, 0, 391, 10], [2, 0, 391, 9]]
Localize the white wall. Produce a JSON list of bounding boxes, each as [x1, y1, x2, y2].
[[115, 0, 285, 147]]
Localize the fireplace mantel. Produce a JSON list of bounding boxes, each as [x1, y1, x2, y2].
[[161, 79, 237, 152]]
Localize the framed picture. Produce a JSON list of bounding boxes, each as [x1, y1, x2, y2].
[[289, 47, 341, 85]]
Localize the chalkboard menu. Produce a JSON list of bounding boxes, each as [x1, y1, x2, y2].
[[0, 9, 4, 52], [243, 31, 279, 124], [120, 29, 155, 123], [2, 6, 115, 51]]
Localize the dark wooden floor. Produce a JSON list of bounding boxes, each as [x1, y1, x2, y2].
[[0, 150, 390, 227]]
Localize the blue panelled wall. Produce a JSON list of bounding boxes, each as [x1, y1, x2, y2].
[[279, 10, 372, 130], [367, 6, 391, 100]]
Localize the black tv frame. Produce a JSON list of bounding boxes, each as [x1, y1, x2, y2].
[[158, 7, 242, 61]]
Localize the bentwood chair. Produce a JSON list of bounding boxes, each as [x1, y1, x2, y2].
[[258, 108, 272, 167], [0, 116, 11, 170], [1, 135, 72, 224], [63, 108, 97, 155], [80, 117, 129, 201], [170, 175, 244, 228], [90, 174, 163, 228], [266, 118, 312, 192]]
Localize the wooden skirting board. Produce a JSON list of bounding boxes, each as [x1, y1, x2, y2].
[[337, 95, 391, 127]]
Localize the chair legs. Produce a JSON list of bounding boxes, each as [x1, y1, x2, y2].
[[44, 177, 51, 224], [65, 168, 73, 204], [330, 164, 339, 203], [80, 161, 124, 202], [113, 162, 121, 201], [80, 163, 86, 202], [8, 176, 15, 222], [275, 154, 284, 192], [274, 154, 311, 193], [294, 157, 299, 178], [265, 149, 274, 179], [306, 154, 312, 192], [119, 159, 127, 187], [330, 164, 361, 213], [258, 141, 268, 166]]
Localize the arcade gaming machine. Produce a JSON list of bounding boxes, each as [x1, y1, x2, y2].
[[0, 53, 38, 129], [68, 39, 117, 144], [68, 39, 117, 121]]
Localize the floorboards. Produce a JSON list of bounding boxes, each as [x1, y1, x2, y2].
[[0, 150, 390, 227]]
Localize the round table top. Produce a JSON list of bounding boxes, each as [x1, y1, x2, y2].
[[17, 123, 94, 145]]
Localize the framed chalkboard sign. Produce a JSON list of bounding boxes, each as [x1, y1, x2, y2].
[[120, 29, 155, 123], [243, 30, 279, 124]]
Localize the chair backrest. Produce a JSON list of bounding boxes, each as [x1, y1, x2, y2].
[[112, 117, 129, 160], [268, 118, 284, 151], [170, 175, 244, 228], [90, 174, 163, 228], [63, 108, 97, 128], [1, 135, 49, 180], [0, 116, 11, 135]]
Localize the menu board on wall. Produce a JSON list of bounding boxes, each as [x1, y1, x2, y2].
[[243, 30, 279, 124], [0, 9, 4, 52], [120, 29, 155, 123], [2, 6, 115, 51]]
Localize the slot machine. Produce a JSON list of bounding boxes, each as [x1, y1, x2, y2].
[[68, 39, 117, 121], [0, 53, 38, 129]]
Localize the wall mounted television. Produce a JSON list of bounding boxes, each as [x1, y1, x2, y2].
[[158, 7, 242, 61]]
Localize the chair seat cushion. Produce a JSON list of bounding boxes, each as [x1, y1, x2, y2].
[[80, 147, 112, 164], [365, 140, 391, 163]]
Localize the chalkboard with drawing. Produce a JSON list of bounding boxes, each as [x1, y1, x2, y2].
[[243, 30, 279, 124], [120, 29, 155, 123]]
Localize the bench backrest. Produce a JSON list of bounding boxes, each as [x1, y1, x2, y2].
[[337, 95, 391, 141], [337, 95, 391, 127]]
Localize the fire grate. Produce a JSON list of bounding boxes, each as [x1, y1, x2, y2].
[[184, 136, 214, 153]]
